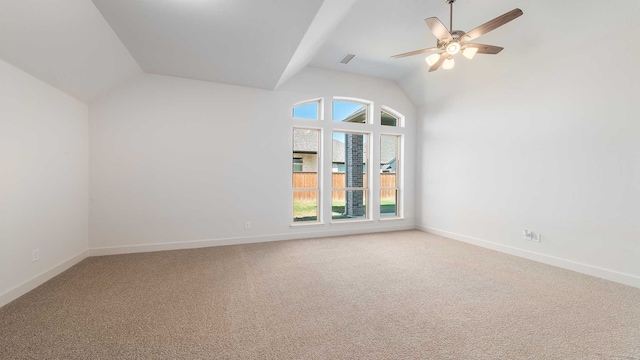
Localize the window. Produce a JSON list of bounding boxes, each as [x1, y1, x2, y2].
[[293, 158, 303, 172], [292, 97, 404, 224], [293, 100, 320, 120], [381, 110, 398, 126], [332, 100, 368, 123], [381, 106, 404, 127], [381, 135, 400, 217], [332, 132, 368, 220], [292, 128, 320, 222]]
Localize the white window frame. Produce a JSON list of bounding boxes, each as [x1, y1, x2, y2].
[[380, 133, 402, 219], [331, 130, 371, 222], [291, 97, 406, 226], [292, 127, 322, 224]]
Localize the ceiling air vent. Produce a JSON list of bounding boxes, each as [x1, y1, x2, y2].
[[339, 54, 356, 64]]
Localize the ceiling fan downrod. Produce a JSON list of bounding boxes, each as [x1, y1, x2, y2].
[[446, 0, 455, 32]]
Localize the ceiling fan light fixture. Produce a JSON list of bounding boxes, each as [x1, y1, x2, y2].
[[442, 57, 455, 70], [389, 0, 524, 74], [462, 47, 478, 59], [425, 53, 441, 66], [446, 42, 460, 55]]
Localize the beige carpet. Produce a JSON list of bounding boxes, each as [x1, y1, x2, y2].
[[1, 230, 639, 359]]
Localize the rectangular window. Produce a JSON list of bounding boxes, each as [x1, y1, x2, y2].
[[293, 129, 320, 222], [332, 131, 368, 220], [380, 135, 400, 217]]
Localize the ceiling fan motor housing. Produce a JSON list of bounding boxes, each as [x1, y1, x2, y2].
[[437, 30, 466, 49]]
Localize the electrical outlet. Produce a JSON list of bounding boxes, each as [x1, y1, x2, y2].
[[523, 230, 541, 243], [32, 249, 40, 262], [244, 221, 251, 229]]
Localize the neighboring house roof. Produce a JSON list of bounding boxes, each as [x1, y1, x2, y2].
[[381, 157, 396, 172], [293, 130, 347, 162], [293, 138, 348, 163], [332, 139, 345, 163], [381, 111, 397, 126], [342, 108, 366, 123], [294, 130, 397, 165], [293, 129, 318, 153], [380, 136, 397, 164]]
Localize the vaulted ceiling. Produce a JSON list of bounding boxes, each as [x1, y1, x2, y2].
[[0, 0, 140, 103], [1, 0, 638, 105], [91, 0, 326, 90]]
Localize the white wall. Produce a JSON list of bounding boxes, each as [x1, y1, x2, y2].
[[89, 67, 416, 253], [412, 2, 640, 287], [0, 59, 89, 306]]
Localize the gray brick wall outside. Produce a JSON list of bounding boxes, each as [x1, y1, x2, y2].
[[345, 134, 365, 217]]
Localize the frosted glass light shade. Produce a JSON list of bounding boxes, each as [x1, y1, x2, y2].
[[425, 53, 441, 66], [446, 42, 461, 55], [442, 57, 455, 70], [463, 47, 478, 59]]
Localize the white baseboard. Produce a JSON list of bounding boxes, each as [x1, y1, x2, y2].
[[418, 225, 640, 289], [4, 223, 636, 310], [89, 223, 415, 257], [0, 250, 88, 308]]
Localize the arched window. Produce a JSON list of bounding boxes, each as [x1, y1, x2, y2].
[[292, 97, 404, 224], [293, 99, 321, 120], [332, 98, 370, 124]]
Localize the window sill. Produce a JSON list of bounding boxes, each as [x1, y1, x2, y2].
[[379, 216, 405, 221], [330, 219, 374, 225], [290, 222, 325, 228]]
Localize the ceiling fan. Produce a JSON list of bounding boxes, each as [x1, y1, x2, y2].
[[391, 0, 523, 72]]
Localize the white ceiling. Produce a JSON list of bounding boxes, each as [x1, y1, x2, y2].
[[396, 0, 640, 106], [91, 0, 325, 90], [0, 0, 141, 103], [2, 0, 639, 104], [311, 0, 533, 80]]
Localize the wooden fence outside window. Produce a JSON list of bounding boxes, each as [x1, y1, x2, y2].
[[293, 172, 396, 201]]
